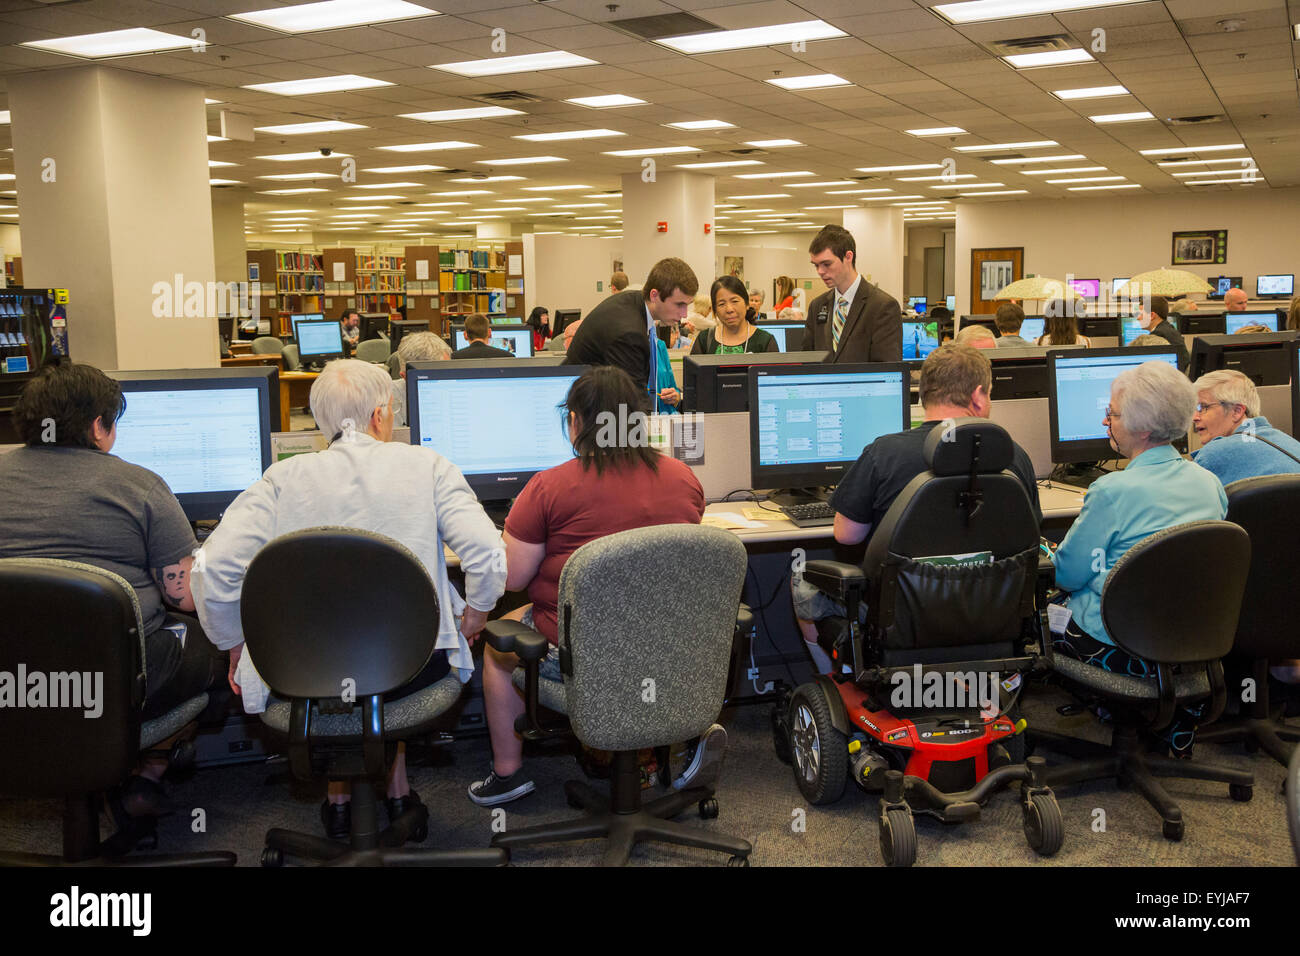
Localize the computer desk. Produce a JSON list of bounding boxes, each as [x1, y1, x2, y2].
[[279, 371, 318, 431]]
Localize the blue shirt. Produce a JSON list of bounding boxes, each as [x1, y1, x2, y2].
[[1192, 416, 1300, 486], [1051, 445, 1226, 645], [653, 339, 679, 415]]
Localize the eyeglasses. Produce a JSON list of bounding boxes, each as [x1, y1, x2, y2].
[[1104, 405, 1122, 419], [1194, 401, 1237, 414]]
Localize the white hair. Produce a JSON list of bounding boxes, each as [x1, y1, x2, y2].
[[1193, 368, 1260, 417], [777, 307, 804, 322], [397, 331, 450, 373], [310, 359, 394, 439], [1112, 360, 1196, 444], [954, 325, 995, 346]]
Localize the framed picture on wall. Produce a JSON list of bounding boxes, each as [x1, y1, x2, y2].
[[969, 247, 1024, 315], [723, 256, 744, 281], [1171, 230, 1227, 265]]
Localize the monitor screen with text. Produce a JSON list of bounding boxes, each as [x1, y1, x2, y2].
[[1053, 351, 1179, 444], [755, 369, 906, 470]]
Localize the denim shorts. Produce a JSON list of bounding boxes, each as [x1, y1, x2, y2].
[[790, 575, 868, 624], [520, 606, 563, 683]]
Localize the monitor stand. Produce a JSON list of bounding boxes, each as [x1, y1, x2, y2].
[[1050, 462, 1107, 489], [766, 488, 830, 509]]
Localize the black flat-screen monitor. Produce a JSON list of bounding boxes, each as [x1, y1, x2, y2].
[[361, 312, 389, 341], [553, 309, 580, 334], [1120, 317, 1149, 346], [452, 325, 534, 357], [106, 367, 275, 521], [1257, 274, 1294, 299], [1208, 276, 1243, 301], [959, 316, 997, 334], [1190, 331, 1297, 386], [684, 351, 829, 413], [290, 312, 324, 343], [1015, 316, 1046, 342], [755, 320, 807, 352], [296, 319, 345, 362], [749, 363, 909, 491], [406, 362, 587, 500], [388, 319, 428, 352], [1076, 316, 1120, 338], [1176, 314, 1226, 335], [1048, 347, 1182, 465], [1111, 278, 1130, 299], [217, 316, 235, 343], [443, 355, 567, 369], [989, 347, 1062, 400], [1225, 310, 1282, 334], [902, 320, 940, 361], [906, 296, 927, 315], [1067, 278, 1101, 300]]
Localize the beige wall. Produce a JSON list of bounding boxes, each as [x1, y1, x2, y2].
[[905, 226, 949, 297], [211, 191, 246, 287], [0, 224, 20, 259], [528, 234, 623, 318]]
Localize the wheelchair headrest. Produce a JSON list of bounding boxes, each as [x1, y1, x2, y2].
[[923, 418, 1014, 476]]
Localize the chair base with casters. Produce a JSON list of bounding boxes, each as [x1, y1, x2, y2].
[[1196, 659, 1300, 766]]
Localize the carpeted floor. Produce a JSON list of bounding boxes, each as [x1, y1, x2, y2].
[[0, 682, 1292, 867]]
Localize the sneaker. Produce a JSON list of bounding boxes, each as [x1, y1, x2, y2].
[[672, 724, 728, 791], [468, 768, 536, 807], [320, 799, 350, 841]]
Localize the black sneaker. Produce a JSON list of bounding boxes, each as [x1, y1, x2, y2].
[[382, 790, 428, 847], [320, 799, 350, 840], [468, 768, 536, 807]]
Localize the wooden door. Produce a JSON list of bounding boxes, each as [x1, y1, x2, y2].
[[969, 247, 1024, 315]]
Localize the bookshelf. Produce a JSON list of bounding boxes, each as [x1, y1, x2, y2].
[[246, 249, 324, 336], [355, 253, 405, 315], [405, 242, 524, 335], [4, 257, 20, 288]]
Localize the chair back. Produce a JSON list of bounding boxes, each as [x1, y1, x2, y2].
[[861, 420, 1040, 664], [355, 339, 391, 364], [0, 559, 145, 797], [281, 343, 302, 372], [252, 335, 284, 355], [557, 525, 746, 751], [1101, 521, 1250, 664], [386, 353, 402, 380], [240, 527, 438, 699], [1224, 475, 1300, 659]]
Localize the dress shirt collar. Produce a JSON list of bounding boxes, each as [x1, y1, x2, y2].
[[837, 273, 863, 311]]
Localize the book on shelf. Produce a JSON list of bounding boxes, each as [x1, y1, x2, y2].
[[275, 252, 322, 272]]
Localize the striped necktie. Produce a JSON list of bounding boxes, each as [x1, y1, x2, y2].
[[832, 294, 848, 351]]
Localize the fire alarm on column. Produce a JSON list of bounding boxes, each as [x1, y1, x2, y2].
[[704, 223, 712, 234], [657, 221, 668, 233]]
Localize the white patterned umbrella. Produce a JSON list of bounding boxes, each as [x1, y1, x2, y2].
[[1117, 269, 1214, 298], [994, 276, 1083, 301]]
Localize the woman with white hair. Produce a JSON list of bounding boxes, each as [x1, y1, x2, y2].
[[1050, 360, 1227, 755], [392, 331, 451, 426], [1192, 368, 1300, 485]]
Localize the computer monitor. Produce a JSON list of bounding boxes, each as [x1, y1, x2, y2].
[[361, 312, 389, 341], [290, 312, 325, 344], [405, 362, 587, 500], [906, 296, 927, 315], [452, 325, 534, 357], [1048, 347, 1182, 465], [989, 348, 1059, 400], [217, 316, 235, 343], [1076, 316, 1120, 338], [388, 319, 429, 352], [1190, 331, 1297, 386], [296, 319, 345, 363], [1208, 276, 1244, 301], [1257, 275, 1294, 299], [756, 321, 807, 351], [1018, 317, 1046, 342], [1178, 314, 1227, 335], [1120, 317, 1147, 346], [684, 351, 829, 413], [1111, 278, 1130, 299], [1225, 311, 1281, 334], [1068, 278, 1101, 300], [902, 320, 940, 361], [959, 315, 997, 334], [553, 309, 580, 334], [945, 295, 956, 311], [749, 363, 909, 496], [106, 367, 275, 522]]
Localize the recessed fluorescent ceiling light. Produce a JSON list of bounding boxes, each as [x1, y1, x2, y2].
[[603, 146, 698, 157], [787, 180, 857, 187], [209, 179, 242, 185], [1183, 178, 1254, 186], [657, 20, 846, 54], [930, 182, 1004, 188], [479, 157, 564, 166], [254, 120, 366, 134], [566, 94, 646, 108], [1171, 170, 1250, 178], [734, 171, 814, 179], [258, 151, 352, 161], [857, 164, 941, 172], [362, 165, 445, 173], [352, 181, 423, 188], [861, 194, 921, 200], [400, 107, 523, 123], [21, 27, 196, 58], [209, 160, 237, 168], [1004, 49, 1094, 68], [665, 120, 734, 131], [745, 139, 802, 148], [258, 172, 338, 180], [329, 205, 389, 210], [1022, 166, 1106, 174], [767, 74, 851, 90], [1139, 143, 1243, 155], [430, 51, 597, 77], [958, 189, 1028, 196], [827, 188, 894, 194], [230, 0, 438, 33], [243, 75, 393, 95], [1045, 175, 1125, 183], [259, 188, 329, 194], [1090, 111, 1154, 123], [513, 129, 623, 142], [376, 141, 478, 152], [1157, 157, 1254, 168], [341, 193, 406, 199], [430, 190, 492, 196], [1054, 85, 1129, 100], [803, 204, 861, 210], [207, 135, 228, 143], [934, 0, 1146, 23], [520, 184, 591, 192], [954, 141, 1058, 152], [676, 161, 763, 169], [899, 174, 975, 182], [552, 203, 606, 208], [1068, 183, 1141, 190], [449, 175, 524, 182], [727, 193, 790, 199], [906, 126, 966, 136], [204, 99, 221, 105], [989, 154, 1085, 164]]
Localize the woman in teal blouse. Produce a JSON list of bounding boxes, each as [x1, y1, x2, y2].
[[690, 275, 779, 356]]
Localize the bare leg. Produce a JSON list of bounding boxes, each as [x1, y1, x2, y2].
[[797, 617, 833, 674], [482, 604, 531, 777], [387, 742, 409, 800]]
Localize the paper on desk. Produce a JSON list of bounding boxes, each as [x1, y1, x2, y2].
[[702, 512, 766, 530], [741, 505, 789, 522]]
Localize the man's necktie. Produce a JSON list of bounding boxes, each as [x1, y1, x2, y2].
[[832, 295, 848, 351]]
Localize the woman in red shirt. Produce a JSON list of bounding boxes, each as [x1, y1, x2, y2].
[[469, 367, 707, 806]]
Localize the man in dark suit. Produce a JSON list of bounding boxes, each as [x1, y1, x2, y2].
[[1134, 294, 1189, 370], [801, 225, 902, 363], [452, 313, 515, 360], [564, 258, 698, 403]]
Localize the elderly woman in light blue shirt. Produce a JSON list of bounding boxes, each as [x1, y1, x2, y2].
[[1051, 359, 1227, 754]]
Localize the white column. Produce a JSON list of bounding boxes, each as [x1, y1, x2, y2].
[[844, 206, 904, 301], [9, 66, 217, 370], [211, 191, 246, 287], [620, 171, 714, 291]]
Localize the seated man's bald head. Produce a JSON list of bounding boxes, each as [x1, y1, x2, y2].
[[1224, 287, 1249, 311]]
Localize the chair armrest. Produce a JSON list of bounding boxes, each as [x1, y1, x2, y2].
[[484, 619, 550, 661], [802, 560, 866, 600], [736, 602, 754, 635]]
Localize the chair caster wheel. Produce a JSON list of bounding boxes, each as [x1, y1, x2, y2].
[[1229, 783, 1252, 802], [260, 847, 284, 867], [698, 797, 719, 820], [410, 821, 429, 843], [727, 855, 750, 867], [1023, 791, 1063, 856], [1162, 819, 1184, 842], [879, 806, 916, 867]]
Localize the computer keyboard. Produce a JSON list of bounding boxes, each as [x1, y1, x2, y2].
[[779, 501, 835, 527]]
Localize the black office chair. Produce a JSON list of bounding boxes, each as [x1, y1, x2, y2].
[[1196, 475, 1300, 766], [484, 525, 753, 866], [1034, 521, 1255, 841], [781, 420, 1059, 864], [1288, 740, 1300, 864], [0, 558, 234, 866], [241, 527, 505, 867]]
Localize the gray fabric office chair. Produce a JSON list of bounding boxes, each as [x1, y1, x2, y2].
[[1034, 521, 1255, 841], [485, 524, 753, 866], [251, 335, 284, 355], [0, 558, 234, 866], [242, 527, 505, 867], [1196, 475, 1300, 765], [281, 343, 302, 372], [355, 338, 390, 364], [386, 353, 402, 379]]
